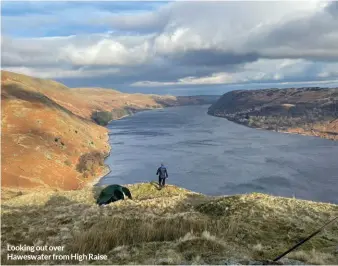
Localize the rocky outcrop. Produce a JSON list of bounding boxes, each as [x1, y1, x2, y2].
[[208, 87, 338, 140]]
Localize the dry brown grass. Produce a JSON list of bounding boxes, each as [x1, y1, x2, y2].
[[287, 249, 336, 265], [1, 183, 338, 265], [76, 151, 107, 178]]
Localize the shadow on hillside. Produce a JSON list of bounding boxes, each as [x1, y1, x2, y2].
[[2, 84, 92, 124], [150, 181, 162, 190]]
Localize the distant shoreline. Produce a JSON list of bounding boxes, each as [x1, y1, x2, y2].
[[208, 113, 337, 141], [208, 87, 338, 141]]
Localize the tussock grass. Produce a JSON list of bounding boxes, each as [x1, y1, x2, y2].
[[287, 249, 336, 265], [1, 183, 338, 265], [69, 216, 212, 254], [127, 181, 200, 199]]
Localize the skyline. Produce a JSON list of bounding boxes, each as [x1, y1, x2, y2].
[[2, 1, 338, 95]]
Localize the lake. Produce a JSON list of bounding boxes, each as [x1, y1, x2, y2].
[[98, 105, 338, 204]]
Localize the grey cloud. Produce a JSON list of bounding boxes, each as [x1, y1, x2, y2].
[[57, 65, 338, 92], [248, 2, 338, 62], [55, 60, 231, 87], [170, 49, 259, 67], [326, 1, 338, 17], [1, 36, 66, 67]]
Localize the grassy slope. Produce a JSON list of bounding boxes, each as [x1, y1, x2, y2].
[[1, 183, 337, 265], [1, 71, 111, 190], [0, 71, 181, 192]]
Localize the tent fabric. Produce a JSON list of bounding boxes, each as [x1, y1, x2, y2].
[[96, 184, 132, 205], [121, 186, 132, 199]]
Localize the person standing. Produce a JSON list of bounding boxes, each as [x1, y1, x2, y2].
[[156, 163, 168, 188]]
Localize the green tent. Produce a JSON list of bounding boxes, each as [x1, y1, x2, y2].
[[96, 184, 132, 206]]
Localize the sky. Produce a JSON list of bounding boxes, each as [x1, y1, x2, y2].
[[1, 0, 338, 96]]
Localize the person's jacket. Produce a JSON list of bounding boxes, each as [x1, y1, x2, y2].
[[156, 166, 168, 178]]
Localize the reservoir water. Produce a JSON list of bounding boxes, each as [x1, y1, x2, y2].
[[98, 105, 338, 204]]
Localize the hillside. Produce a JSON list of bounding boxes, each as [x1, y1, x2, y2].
[[1, 183, 337, 265], [1, 71, 217, 193], [208, 88, 338, 140]]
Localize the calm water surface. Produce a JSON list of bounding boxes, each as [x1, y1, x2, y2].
[[98, 105, 338, 204]]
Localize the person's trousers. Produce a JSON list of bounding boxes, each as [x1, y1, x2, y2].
[[159, 177, 166, 187]]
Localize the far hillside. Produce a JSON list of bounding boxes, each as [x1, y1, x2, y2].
[[208, 87, 338, 140]]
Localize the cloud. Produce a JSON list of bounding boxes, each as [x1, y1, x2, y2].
[[1, 1, 338, 92], [169, 49, 259, 67], [4, 66, 120, 79], [132, 59, 338, 87], [59, 38, 152, 66], [132, 72, 234, 87], [91, 5, 172, 34], [247, 2, 338, 62], [1, 36, 68, 67]]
